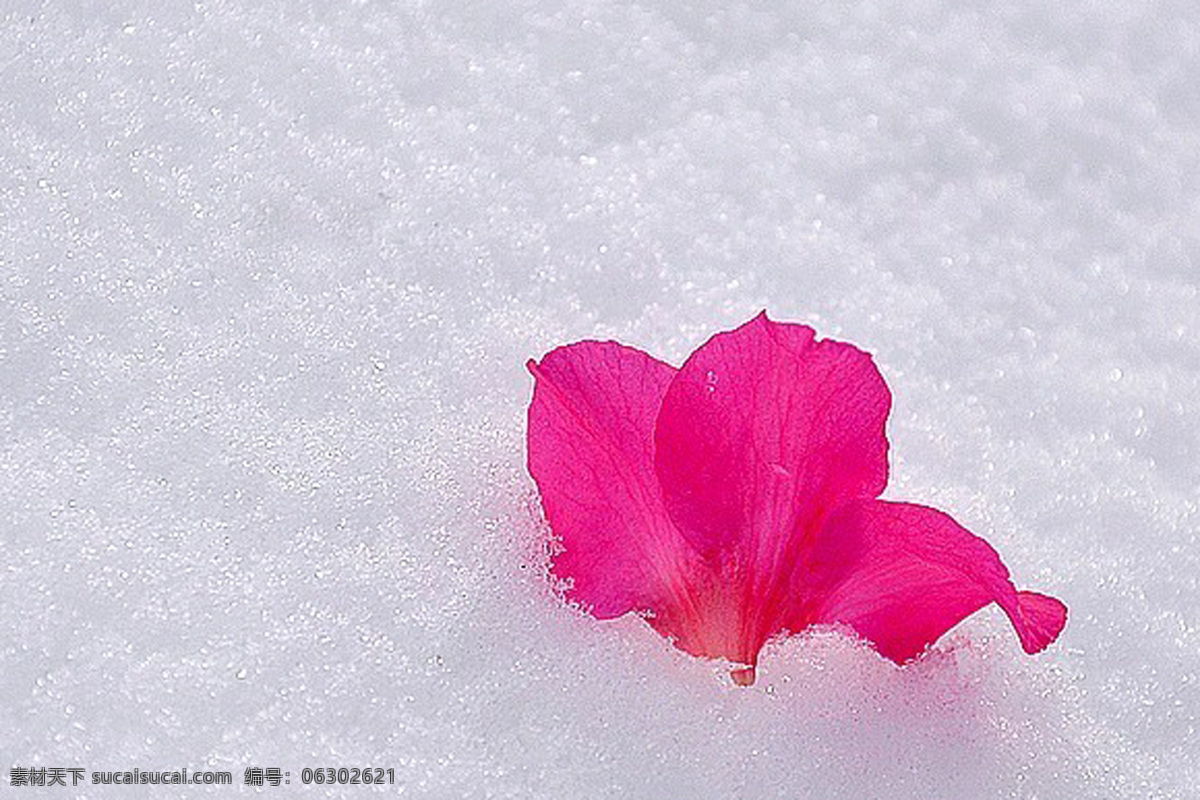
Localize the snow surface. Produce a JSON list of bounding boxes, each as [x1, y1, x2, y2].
[[2, 1, 1198, 797]]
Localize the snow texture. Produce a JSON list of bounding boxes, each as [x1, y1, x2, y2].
[[2, 1, 1197, 797]]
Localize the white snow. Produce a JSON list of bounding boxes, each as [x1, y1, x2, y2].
[[2, 1, 1198, 797]]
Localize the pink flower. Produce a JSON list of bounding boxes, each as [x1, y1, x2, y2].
[[527, 312, 1066, 685]]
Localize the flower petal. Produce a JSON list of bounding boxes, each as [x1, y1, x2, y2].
[[646, 312, 891, 666], [527, 341, 692, 618], [654, 311, 891, 559], [806, 499, 1067, 662]]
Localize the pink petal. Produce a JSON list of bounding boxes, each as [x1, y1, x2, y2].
[[806, 500, 1068, 662], [650, 312, 892, 665], [655, 312, 891, 555], [527, 341, 694, 618]]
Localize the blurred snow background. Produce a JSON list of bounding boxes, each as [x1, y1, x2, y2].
[[2, 0, 1197, 797]]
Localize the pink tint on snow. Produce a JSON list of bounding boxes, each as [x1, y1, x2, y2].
[[526, 312, 1066, 684]]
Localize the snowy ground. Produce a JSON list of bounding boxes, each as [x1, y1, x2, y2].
[[2, 1, 1198, 797]]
